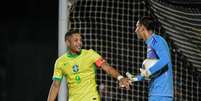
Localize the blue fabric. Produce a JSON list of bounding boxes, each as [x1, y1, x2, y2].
[[136, 74, 144, 81], [145, 34, 173, 97], [149, 96, 173, 101]]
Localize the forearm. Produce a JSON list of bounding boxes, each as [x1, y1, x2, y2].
[[148, 51, 169, 75], [100, 62, 132, 89], [47, 81, 60, 101], [108, 66, 121, 79], [149, 39, 171, 75], [126, 72, 145, 82], [101, 63, 121, 79], [135, 74, 145, 81]]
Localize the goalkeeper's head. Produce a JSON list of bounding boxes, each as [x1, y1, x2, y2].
[[65, 30, 82, 54], [135, 16, 157, 41]]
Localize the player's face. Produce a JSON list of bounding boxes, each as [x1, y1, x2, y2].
[[135, 21, 145, 40], [66, 33, 82, 54]]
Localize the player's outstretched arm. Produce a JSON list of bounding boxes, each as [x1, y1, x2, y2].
[[47, 80, 61, 101], [100, 62, 132, 89]]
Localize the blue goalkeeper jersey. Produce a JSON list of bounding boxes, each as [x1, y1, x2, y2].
[[145, 33, 173, 97]]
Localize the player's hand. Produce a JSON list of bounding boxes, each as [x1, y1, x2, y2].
[[140, 68, 150, 78], [119, 78, 132, 90]]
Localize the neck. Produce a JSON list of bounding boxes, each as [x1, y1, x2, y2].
[[67, 50, 79, 55], [144, 30, 153, 41]]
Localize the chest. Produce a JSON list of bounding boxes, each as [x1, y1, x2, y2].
[[61, 55, 95, 76], [147, 45, 158, 59]]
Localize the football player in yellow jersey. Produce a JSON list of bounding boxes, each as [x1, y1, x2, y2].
[[47, 30, 131, 101]]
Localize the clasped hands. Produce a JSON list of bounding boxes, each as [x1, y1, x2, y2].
[[118, 77, 132, 90]]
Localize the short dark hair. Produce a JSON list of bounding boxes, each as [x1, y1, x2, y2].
[[65, 30, 80, 41], [138, 16, 156, 31]]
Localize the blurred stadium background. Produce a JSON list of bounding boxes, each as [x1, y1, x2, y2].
[[1, 0, 201, 101]]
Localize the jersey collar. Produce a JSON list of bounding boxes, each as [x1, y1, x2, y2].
[[145, 33, 155, 45], [66, 50, 82, 58]]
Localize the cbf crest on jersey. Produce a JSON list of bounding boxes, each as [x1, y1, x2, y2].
[[72, 64, 79, 73]]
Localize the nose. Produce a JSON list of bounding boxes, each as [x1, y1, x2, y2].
[[135, 27, 138, 33]]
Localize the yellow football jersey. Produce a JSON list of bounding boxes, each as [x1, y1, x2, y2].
[[53, 49, 101, 101]]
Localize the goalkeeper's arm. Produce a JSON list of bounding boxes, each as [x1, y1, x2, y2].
[[147, 41, 170, 76], [126, 72, 145, 82], [127, 63, 156, 81]]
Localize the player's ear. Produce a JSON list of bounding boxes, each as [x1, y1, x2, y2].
[[67, 40, 70, 46], [141, 25, 146, 31], [65, 39, 70, 47]]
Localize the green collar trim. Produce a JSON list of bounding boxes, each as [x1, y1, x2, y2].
[[66, 50, 82, 58]]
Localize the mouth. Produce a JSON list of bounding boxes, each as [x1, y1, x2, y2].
[[71, 46, 81, 53], [77, 47, 81, 51], [76, 45, 82, 51]]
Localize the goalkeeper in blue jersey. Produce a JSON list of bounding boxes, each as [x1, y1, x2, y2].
[[133, 16, 173, 101]]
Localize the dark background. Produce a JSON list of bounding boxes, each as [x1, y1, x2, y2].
[[1, 0, 58, 101], [1, 0, 201, 101]]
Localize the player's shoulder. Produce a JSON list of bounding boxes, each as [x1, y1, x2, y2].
[[55, 53, 67, 63], [82, 49, 100, 56], [153, 34, 163, 40], [151, 34, 169, 49], [154, 34, 167, 40], [82, 49, 96, 53], [152, 34, 166, 43]]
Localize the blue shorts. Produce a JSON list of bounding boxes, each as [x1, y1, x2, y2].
[[149, 96, 173, 101]]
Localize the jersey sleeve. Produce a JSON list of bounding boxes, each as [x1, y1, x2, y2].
[[148, 37, 170, 75], [52, 60, 63, 80], [89, 49, 105, 67]]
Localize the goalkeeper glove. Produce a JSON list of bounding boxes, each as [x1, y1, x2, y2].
[[126, 72, 144, 82], [140, 68, 151, 78]]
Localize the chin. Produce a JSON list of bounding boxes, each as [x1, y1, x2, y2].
[[136, 33, 142, 39], [77, 50, 81, 53], [137, 36, 142, 40], [75, 49, 81, 53]]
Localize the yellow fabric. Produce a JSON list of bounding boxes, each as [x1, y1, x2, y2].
[[53, 49, 101, 101]]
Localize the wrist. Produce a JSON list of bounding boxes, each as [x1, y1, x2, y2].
[[117, 75, 124, 81]]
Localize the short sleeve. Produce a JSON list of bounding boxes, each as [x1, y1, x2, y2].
[[89, 49, 102, 63], [52, 60, 63, 80]]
